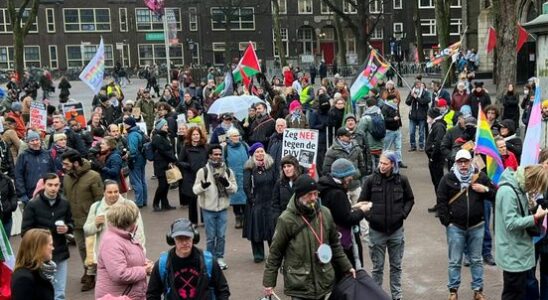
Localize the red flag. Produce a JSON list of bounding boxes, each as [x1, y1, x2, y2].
[[239, 66, 251, 88], [239, 42, 261, 73], [517, 24, 528, 53], [487, 27, 497, 53]]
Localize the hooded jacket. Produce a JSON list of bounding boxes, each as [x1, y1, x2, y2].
[[405, 89, 431, 121], [63, 159, 103, 228], [322, 139, 366, 191], [425, 118, 447, 160], [358, 106, 384, 151], [15, 147, 56, 202]]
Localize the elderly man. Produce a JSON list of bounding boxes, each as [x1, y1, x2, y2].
[[49, 115, 88, 155], [267, 118, 287, 180]]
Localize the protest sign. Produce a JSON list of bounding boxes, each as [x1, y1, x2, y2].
[[30, 102, 47, 131], [62, 102, 86, 128], [282, 128, 319, 168]]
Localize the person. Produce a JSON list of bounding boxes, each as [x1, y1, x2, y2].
[[48, 115, 88, 156], [501, 83, 520, 131], [210, 113, 237, 145], [224, 128, 249, 229], [485, 105, 501, 136], [7, 102, 27, 139], [405, 80, 431, 152], [431, 80, 451, 108], [192, 144, 237, 270], [243, 143, 276, 263], [500, 119, 522, 162], [96, 136, 123, 183], [263, 174, 356, 300], [382, 95, 406, 168], [496, 165, 548, 300], [248, 102, 276, 149], [451, 82, 470, 112], [358, 97, 385, 170], [319, 158, 372, 272], [50, 133, 73, 181], [3, 117, 21, 162], [425, 108, 447, 213], [187, 108, 207, 134], [146, 218, 230, 299], [441, 115, 476, 171], [267, 118, 287, 181], [0, 170, 17, 237], [123, 117, 148, 207], [542, 100, 548, 150], [344, 113, 372, 173], [135, 88, 156, 134], [381, 80, 402, 108], [241, 106, 257, 142], [271, 155, 300, 229], [95, 201, 151, 300], [436, 150, 495, 300], [495, 137, 518, 170], [151, 118, 177, 211], [21, 173, 74, 300], [11, 228, 55, 300], [469, 82, 491, 119], [285, 100, 308, 129], [61, 150, 103, 291], [359, 151, 415, 300]]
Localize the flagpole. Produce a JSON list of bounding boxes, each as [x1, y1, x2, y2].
[[367, 44, 413, 91], [440, 60, 456, 90], [163, 7, 171, 84]]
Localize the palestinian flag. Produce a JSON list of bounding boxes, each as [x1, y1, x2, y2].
[[0, 223, 14, 300], [349, 49, 389, 103], [214, 42, 261, 94]]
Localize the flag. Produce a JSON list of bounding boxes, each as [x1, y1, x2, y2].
[[144, 0, 165, 16], [349, 49, 389, 103], [214, 42, 261, 94], [239, 66, 251, 88], [474, 106, 505, 184], [79, 38, 105, 95], [517, 24, 529, 53], [521, 86, 543, 165], [426, 41, 461, 68], [0, 222, 14, 300], [487, 27, 497, 53], [219, 71, 234, 98]]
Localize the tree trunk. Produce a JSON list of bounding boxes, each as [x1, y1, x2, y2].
[[334, 15, 347, 65], [271, 0, 286, 67], [412, 0, 425, 62], [435, 0, 451, 86], [494, 0, 517, 96], [13, 28, 25, 81]]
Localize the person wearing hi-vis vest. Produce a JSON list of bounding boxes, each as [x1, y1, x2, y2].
[[299, 77, 315, 112]]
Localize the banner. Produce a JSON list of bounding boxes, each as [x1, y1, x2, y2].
[[282, 129, 319, 169], [62, 102, 86, 128], [165, 8, 179, 46], [79, 38, 105, 94], [29, 102, 47, 132]]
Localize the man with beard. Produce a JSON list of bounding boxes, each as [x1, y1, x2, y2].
[[178, 91, 203, 115], [469, 82, 491, 119], [241, 106, 257, 142], [68, 119, 93, 149], [249, 102, 275, 149], [267, 118, 287, 180]]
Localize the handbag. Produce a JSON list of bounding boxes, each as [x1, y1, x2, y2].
[[166, 163, 183, 184]]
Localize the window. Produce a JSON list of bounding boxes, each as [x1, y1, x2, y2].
[[369, 0, 383, 13], [393, 0, 402, 9], [297, 27, 314, 55], [344, 1, 357, 14], [64, 8, 111, 32], [21, 9, 38, 33], [191, 42, 200, 65], [66, 44, 114, 67], [211, 7, 255, 31], [393, 23, 403, 35], [272, 0, 287, 14], [0, 9, 38, 33], [49, 45, 58, 69], [46, 8, 55, 33], [238, 42, 257, 51], [120, 44, 130, 67], [0, 9, 8, 33], [298, 0, 313, 14], [450, 18, 462, 36], [119, 8, 127, 32], [137, 44, 184, 66], [419, 0, 434, 8], [345, 30, 356, 55], [320, 1, 333, 14], [135, 8, 181, 32], [421, 19, 436, 36], [273, 28, 289, 57], [451, 0, 462, 8], [24, 46, 40, 67], [0, 46, 40, 69], [371, 26, 383, 40], [189, 7, 198, 31], [212, 42, 225, 65]]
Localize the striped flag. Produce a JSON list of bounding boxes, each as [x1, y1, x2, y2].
[[0, 222, 14, 300], [521, 85, 542, 166], [214, 42, 261, 94], [79, 38, 105, 95], [475, 105, 505, 184], [349, 49, 389, 103]]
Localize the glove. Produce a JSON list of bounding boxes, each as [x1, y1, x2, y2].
[[201, 181, 211, 189], [218, 176, 229, 187]]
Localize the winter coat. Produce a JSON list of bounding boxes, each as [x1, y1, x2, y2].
[[263, 195, 352, 299], [501, 93, 520, 127], [243, 155, 276, 242], [249, 114, 276, 147], [101, 149, 123, 182], [358, 106, 384, 151], [283, 70, 294, 87], [15, 148, 56, 202], [271, 177, 295, 226], [323, 139, 366, 191], [21, 191, 74, 262], [58, 79, 71, 96], [95, 226, 147, 300], [192, 163, 237, 212], [441, 125, 465, 162], [11, 268, 54, 300], [0, 172, 17, 223], [469, 90, 491, 118], [135, 98, 156, 133], [381, 102, 402, 131], [127, 126, 146, 168], [451, 91, 469, 112], [267, 132, 284, 179], [431, 89, 452, 108], [309, 109, 330, 149], [360, 170, 414, 235], [151, 131, 177, 178], [405, 90, 431, 121], [6, 112, 26, 139], [495, 168, 536, 272], [425, 119, 447, 160], [436, 170, 495, 229], [210, 124, 232, 145], [285, 112, 309, 129], [49, 128, 88, 156], [178, 143, 208, 197], [328, 107, 344, 132], [63, 159, 103, 228], [224, 140, 249, 205]]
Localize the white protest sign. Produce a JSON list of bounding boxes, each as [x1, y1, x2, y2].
[[30, 102, 47, 131], [282, 128, 319, 169]]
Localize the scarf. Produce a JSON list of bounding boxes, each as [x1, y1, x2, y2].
[[338, 139, 353, 153], [255, 159, 265, 168], [220, 122, 231, 131], [384, 100, 398, 111], [451, 164, 475, 189], [208, 160, 229, 198], [39, 260, 57, 284], [290, 110, 302, 123]]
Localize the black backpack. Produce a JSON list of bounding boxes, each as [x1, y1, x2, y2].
[[369, 113, 386, 140]]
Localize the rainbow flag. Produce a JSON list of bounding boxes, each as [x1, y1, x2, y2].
[[474, 105, 504, 184], [426, 41, 461, 68], [0, 222, 14, 300], [79, 38, 105, 95], [521, 86, 542, 166], [349, 49, 389, 103]]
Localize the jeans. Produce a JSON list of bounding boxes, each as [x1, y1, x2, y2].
[[483, 201, 493, 258], [383, 129, 403, 163], [370, 154, 380, 174], [53, 259, 68, 300], [409, 119, 426, 149], [369, 227, 404, 299], [129, 164, 148, 207], [202, 209, 227, 259], [446, 223, 484, 291], [2, 217, 12, 238]]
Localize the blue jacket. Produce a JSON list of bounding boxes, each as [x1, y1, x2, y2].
[[127, 126, 146, 168], [101, 149, 123, 182], [210, 125, 228, 145], [224, 140, 249, 205], [15, 148, 56, 202]]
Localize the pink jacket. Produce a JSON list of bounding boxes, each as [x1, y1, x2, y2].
[[95, 226, 147, 300]]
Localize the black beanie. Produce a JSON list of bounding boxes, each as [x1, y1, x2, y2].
[[427, 107, 442, 119], [294, 175, 318, 199]]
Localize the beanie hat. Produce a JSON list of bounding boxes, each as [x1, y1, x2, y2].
[[289, 100, 302, 113], [382, 151, 399, 174], [543, 99, 548, 108], [294, 175, 318, 199], [11, 102, 22, 112], [344, 113, 357, 123], [436, 98, 448, 107], [124, 116, 137, 128], [427, 108, 442, 119], [248, 142, 264, 156], [26, 130, 40, 142], [53, 133, 67, 142], [331, 158, 357, 178], [460, 105, 472, 117], [500, 119, 516, 134], [154, 118, 168, 131]]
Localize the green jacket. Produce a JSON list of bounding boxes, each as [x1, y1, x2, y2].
[[358, 106, 384, 151], [263, 195, 352, 299], [495, 168, 535, 272], [136, 97, 156, 132]]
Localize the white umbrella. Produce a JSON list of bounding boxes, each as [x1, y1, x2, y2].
[[207, 95, 270, 120]]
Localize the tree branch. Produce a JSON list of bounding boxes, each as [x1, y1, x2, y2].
[[322, 0, 358, 32], [22, 0, 39, 36]]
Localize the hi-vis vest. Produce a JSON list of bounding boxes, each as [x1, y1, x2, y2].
[[300, 86, 312, 104]]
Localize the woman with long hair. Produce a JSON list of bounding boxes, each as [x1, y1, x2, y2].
[[11, 228, 55, 300]]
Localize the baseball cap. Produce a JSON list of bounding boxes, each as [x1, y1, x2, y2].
[[336, 127, 351, 137], [464, 116, 477, 127], [170, 219, 195, 238], [455, 149, 472, 161]]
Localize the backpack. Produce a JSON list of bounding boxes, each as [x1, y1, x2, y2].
[[158, 249, 214, 297], [369, 113, 386, 140], [136, 130, 152, 160]]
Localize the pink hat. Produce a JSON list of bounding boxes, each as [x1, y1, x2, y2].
[[289, 100, 302, 113]]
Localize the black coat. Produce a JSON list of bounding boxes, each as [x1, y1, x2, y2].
[[425, 119, 447, 160], [501, 93, 520, 127], [469, 91, 491, 118], [360, 171, 414, 235], [11, 268, 54, 300], [381, 103, 402, 131], [405, 90, 430, 121], [267, 132, 283, 180], [151, 131, 177, 178], [441, 125, 465, 162], [178, 143, 208, 197], [21, 192, 74, 262], [436, 171, 495, 228], [0, 172, 17, 223], [328, 270, 390, 300], [271, 177, 294, 223], [506, 135, 523, 162]]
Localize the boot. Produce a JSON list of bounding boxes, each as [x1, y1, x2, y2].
[[235, 216, 243, 229], [81, 275, 95, 292], [473, 290, 485, 300], [448, 289, 458, 300], [80, 273, 86, 283]]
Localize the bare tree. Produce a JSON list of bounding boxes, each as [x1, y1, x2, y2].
[[7, 0, 40, 80], [435, 0, 451, 85], [271, 0, 286, 67], [411, 0, 425, 63], [493, 0, 518, 96]]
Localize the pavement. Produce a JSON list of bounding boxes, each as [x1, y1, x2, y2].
[[8, 76, 505, 300]]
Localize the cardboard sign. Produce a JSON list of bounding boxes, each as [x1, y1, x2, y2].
[[62, 102, 86, 128], [30, 102, 47, 132], [282, 128, 319, 168], [177, 113, 187, 124]]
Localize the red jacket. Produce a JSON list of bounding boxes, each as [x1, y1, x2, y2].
[[7, 111, 26, 139], [502, 151, 518, 171], [283, 70, 294, 87]]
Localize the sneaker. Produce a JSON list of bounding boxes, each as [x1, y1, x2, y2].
[[473, 290, 485, 300], [418, 147, 425, 152], [448, 290, 458, 300], [217, 258, 228, 270], [408, 148, 417, 152], [427, 205, 437, 213], [483, 256, 496, 266]]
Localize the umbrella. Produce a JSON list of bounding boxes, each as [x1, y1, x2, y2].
[[207, 95, 270, 120]]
